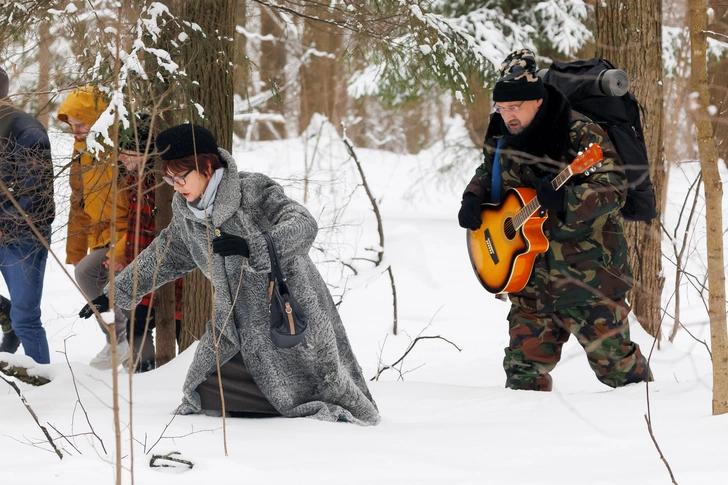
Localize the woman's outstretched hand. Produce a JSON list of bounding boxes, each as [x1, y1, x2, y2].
[[79, 294, 110, 319]]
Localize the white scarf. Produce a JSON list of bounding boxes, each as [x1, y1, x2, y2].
[[187, 168, 225, 220]]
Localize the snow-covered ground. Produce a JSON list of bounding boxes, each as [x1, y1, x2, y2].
[[1, 118, 726, 484]]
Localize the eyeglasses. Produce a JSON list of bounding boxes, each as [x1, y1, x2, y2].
[[494, 100, 526, 114], [162, 169, 194, 186]]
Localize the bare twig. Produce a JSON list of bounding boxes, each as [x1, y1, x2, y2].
[[46, 422, 82, 455], [703, 30, 728, 42], [643, 330, 678, 484], [372, 335, 462, 381], [664, 172, 702, 342], [145, 413, 179, 455], [147, 421, 221, 456], [342, 125, 398, 334], [61, 340, 107, 454], [643, 413, 679, 484], [0, 373, 63, 459]]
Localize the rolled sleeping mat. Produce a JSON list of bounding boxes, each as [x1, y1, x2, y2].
[[537, 68, 630, 97]]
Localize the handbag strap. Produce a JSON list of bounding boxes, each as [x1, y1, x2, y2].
[[262, 231, 287, 285]]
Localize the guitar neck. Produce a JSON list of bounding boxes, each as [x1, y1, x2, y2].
[[512, 165, 573, 231]]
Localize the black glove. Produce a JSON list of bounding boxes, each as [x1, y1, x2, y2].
[[536, 175, 567, 212], [458, 193, 483, 230], [79, 294, 110, 319], [212, 232, 250, 257]]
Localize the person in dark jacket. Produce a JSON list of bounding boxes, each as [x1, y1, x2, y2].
[[457, 49, 651, 391], [80, 123, 380, 425], [0, 66, 55, 364], [117, 114, 183, 372]]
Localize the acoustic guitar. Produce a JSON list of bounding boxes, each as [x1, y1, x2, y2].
[[466, 143, 604, 294]]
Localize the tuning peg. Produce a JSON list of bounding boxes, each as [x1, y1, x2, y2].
[[597, 162, 602, 168], [584, 169, 591, 175]]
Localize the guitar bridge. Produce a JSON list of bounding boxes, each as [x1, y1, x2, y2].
[[483, 228, 500, 265]]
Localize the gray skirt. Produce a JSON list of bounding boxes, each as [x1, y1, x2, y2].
[[196, 352, 279, 416]]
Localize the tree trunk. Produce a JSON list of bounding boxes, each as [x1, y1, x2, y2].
[[689, 0, 728, 415], [595, 0, 665, 339], [171, 0, 236, 351], [232, 0, 250, 139], [258, 6, 286, 140], [708, 1, 728, 169], [298, 5, 345, 134], [153, 173, 178, 366], [36, 22, 51, 128], [463, 71, 491, 148]]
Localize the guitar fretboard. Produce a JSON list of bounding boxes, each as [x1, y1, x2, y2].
[[511, 166, 572, 231]]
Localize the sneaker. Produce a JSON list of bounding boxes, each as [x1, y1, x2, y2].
[[89, 340, 130, 370], [0, 329, 20, 354]]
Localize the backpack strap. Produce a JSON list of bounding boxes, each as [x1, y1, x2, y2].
[[565, 110, 591, 157]]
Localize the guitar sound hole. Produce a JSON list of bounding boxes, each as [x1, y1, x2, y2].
[[504, 218, 516, 240]]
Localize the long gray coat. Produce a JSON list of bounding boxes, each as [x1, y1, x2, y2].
[[112, 149, 380, 426]]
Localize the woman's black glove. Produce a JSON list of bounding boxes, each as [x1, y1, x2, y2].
[[79, 294, 110, 319], [458, 193, 483, 230], [212, 232, 250, 257], [536, 176, 567, 212]]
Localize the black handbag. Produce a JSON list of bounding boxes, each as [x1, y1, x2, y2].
[[262, 231, 308, 348]]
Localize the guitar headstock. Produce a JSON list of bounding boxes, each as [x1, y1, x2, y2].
[[570, 143, 604, 175]]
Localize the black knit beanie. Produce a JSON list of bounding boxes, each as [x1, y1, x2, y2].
[[0, 67, 8, 99], [156, 123, 218, 160], [492, 49, 547, 102], [119, 113, 154, 153]]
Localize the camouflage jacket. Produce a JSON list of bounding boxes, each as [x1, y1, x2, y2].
[[464, 85, 632, 312]]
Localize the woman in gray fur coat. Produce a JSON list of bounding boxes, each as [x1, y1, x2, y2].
[[79, 123, 380, 426]]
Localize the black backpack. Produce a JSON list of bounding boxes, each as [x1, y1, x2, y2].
[[540, 58, 657, 223]]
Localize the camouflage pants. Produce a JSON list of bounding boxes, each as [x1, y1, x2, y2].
[[503, 299, 651, 391]]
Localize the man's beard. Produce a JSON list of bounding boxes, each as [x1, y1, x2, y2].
[[505, 120, 524, 135]]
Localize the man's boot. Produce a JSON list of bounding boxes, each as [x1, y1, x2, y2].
[[132, 330, 155, 373], [0, 295, 19, 354]]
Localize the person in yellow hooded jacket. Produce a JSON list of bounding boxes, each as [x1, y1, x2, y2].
[[57, 86, 130, 369]]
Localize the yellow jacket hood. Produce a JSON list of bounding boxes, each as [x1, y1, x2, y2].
[[57, 86, 108, 127]]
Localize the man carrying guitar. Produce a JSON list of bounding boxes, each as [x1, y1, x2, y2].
[[457, 49, 651, 391]]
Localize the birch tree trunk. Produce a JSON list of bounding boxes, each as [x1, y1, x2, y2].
[[689, 0, 728, 415], [595, 0, 665, 339]]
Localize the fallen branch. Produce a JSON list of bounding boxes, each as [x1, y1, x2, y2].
[[0, 373, 62, 459], [150, 451, 194, 470], [0, 360, 50, 386]]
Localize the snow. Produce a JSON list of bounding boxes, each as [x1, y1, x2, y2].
[[2, 118, 728, 484]]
